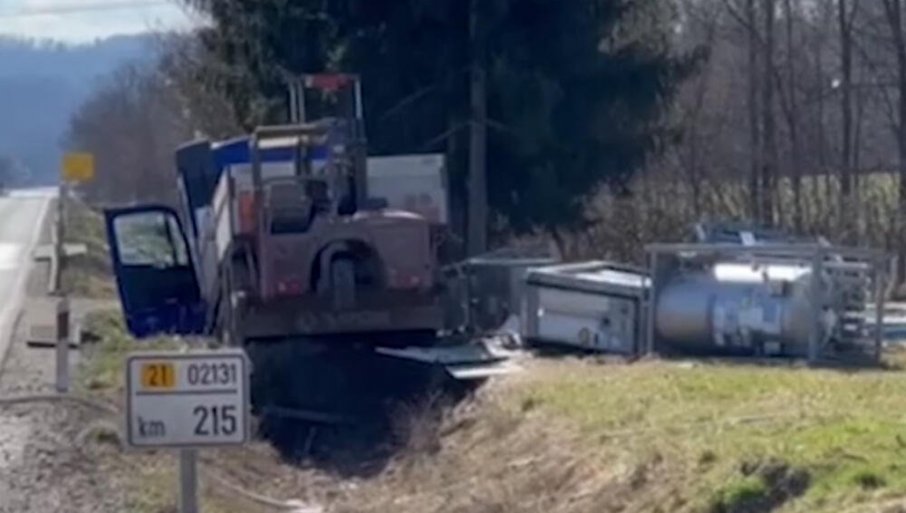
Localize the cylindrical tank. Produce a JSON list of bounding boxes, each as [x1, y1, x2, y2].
[[654, 262, 833, 355]]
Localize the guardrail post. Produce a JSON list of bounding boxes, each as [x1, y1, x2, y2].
[[54, 180, 71, 393], [55, 296, 70, 393]]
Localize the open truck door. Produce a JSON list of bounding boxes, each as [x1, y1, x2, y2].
[[104, 205, 206, 338]]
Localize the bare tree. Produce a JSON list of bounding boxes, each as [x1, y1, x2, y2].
[[67, 36, 241, 206], [781, 0, 803, 230], [746, 0, 762, 221], [882, 0, 906, 282]]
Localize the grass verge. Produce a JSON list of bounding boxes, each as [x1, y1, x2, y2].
[[77, 310, 177, 395], [76, 311, 188, 513], [61, 199, 116, 299], [76, 311, 324, 513]]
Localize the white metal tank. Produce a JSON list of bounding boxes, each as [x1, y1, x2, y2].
[[654, 262, 835, 355]]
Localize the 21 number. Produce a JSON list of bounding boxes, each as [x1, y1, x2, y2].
[[193, 405, 237, 436]]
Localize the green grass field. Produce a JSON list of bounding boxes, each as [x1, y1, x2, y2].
[[503, 357, 906, 512]]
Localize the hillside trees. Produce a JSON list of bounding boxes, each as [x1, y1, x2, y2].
[[0, 35, 155, 185], [0, 155, 27, 188], [65, 35, 240, 205]]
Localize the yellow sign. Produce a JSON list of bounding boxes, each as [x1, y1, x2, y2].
[[140, 362, 176, 390], [62, 152, 95, 182]]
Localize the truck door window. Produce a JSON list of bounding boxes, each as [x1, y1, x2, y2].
[[114, 212, 189, 268]]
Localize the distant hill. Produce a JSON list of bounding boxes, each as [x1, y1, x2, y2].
[[0, 34, 157, 185]]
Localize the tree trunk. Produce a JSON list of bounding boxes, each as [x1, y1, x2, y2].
[[814, 16, 829, 227], [467, 0, 488, 256], [854, 67, 867, 244], [838, 0, 854, 243], [761, 0, 777, 226], [685, 67, 714, 220], [897, 14, 906, 289], [746, 0, 762, 222], [884, 0, 906, 288], [550, 226, 568, 261], [783, 0, 803, 232], [447, 113, 465, 261]]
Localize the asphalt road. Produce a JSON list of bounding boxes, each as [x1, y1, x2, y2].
[[0, 189, 52, 366]]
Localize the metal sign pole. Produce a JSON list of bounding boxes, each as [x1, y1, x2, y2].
[[807, 250, 823, 365], [179, 449, 199, 513]]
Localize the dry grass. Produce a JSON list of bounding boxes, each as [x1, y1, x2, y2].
[[330, 381, 638, 513]]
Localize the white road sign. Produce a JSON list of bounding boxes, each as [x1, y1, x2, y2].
[[125, 350, 249, 448]]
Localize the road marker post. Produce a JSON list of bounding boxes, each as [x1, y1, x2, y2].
[[125, 349, 250, 513]]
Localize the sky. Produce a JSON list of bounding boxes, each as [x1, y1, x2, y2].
[[0, 0, 198, 43]]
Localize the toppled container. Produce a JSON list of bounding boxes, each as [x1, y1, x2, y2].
[[443, 245, 558, 335], [646, 242, 888, 362], [522, 261, 649, 354]]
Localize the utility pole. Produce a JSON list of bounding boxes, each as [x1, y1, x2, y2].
[[467, 0, 488, 256]]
